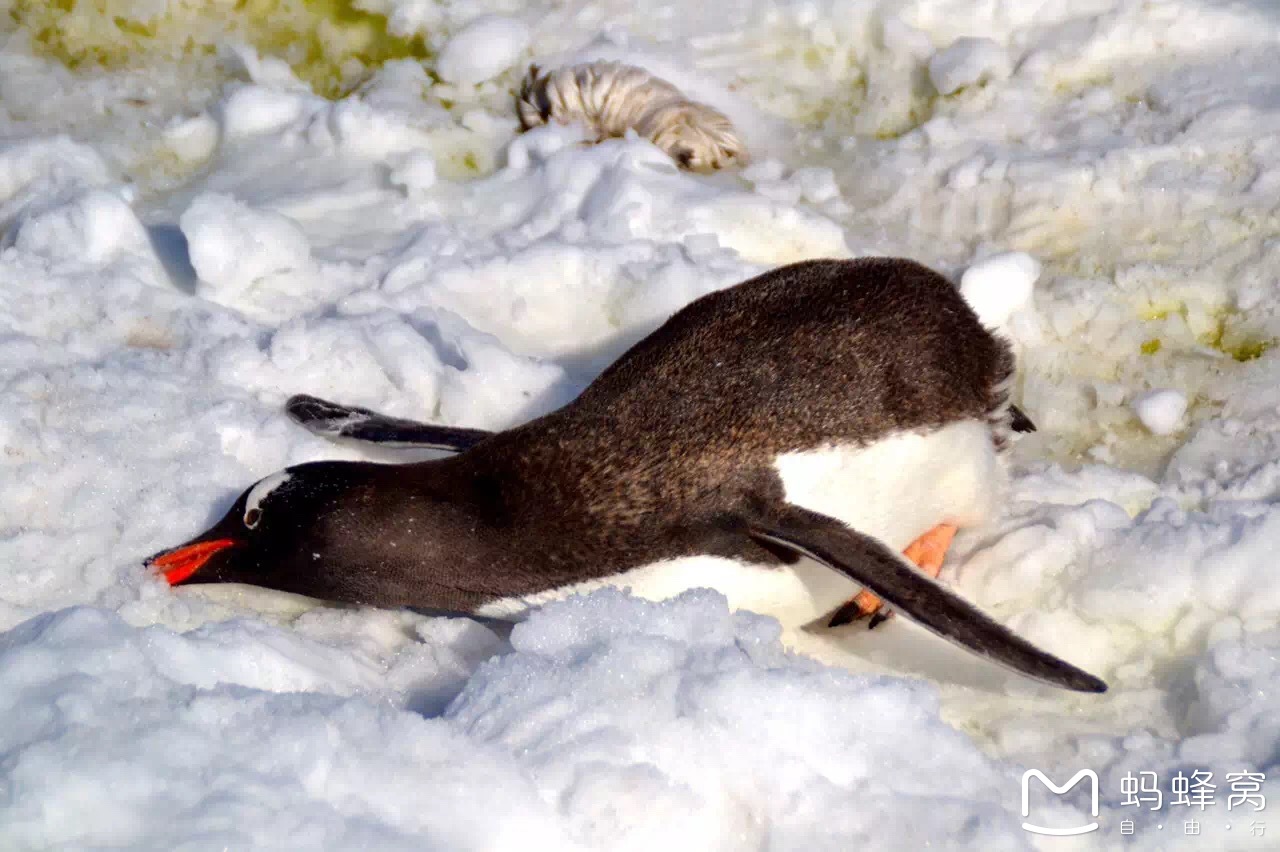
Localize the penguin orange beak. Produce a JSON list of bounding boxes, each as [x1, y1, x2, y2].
[[147, 539, 239, 585]]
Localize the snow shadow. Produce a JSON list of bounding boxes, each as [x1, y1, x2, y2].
[[145, 223, 198, 294]]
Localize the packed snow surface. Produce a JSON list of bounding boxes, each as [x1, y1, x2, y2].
[[1, 0, 1279, 849], [928, 37, 1012, 96]]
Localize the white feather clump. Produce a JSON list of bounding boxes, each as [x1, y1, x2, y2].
[[516, 61, 748, 172]]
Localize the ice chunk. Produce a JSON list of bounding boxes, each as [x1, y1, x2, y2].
[[959, 251, 1041, 329], [216, 85, 309, 140], [1131, 388, 1187, 435], [437, 16, 530, 86], [162, 113, 219, 164]]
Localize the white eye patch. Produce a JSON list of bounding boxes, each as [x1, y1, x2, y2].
[[243, 471, 292, 528]]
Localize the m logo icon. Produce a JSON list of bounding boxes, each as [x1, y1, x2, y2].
[[1021, 769, 1100, 836]]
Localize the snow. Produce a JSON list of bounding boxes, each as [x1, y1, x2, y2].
[[449, 590, 1019, 850], [928, 38, 1012, 96], [959, 250, 1041, 330], [1131, 389, 1188, 436], [389, 149, 438, 195], [8, 188, 152, 266], [436, 16, 531, 87], [181, 192, 318, 315], [1, 0, 1280, 848]]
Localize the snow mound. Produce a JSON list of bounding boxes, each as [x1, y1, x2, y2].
[[437, 16, 530, 86], [181, 192, 316, 310], [0, 606, 553, 849], [449, 589, 1028, 849], [8, 188, 151, 267], [0, 593, 1041, 848], [0, 136, 115, 228]]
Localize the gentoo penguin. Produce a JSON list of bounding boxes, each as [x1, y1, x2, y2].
[[148, 258, 1106, 693]]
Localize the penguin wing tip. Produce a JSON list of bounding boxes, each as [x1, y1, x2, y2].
[[285, 394, 354, 428], [1077, 673, 1109, 694], [1038, 661, 1107, 694], [284, 393, 323, 417]]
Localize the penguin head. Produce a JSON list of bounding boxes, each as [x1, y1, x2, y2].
[[145, 460, 470, 605]]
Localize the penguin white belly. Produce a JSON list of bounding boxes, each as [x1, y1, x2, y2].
[[475, 553, 825, 626], [772, 418, 1003, 551], [476, 420, 1003, 627]]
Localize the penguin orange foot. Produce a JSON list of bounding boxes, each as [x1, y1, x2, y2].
[[830, 524, 958, 629]]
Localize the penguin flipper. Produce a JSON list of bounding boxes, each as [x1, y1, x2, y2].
[[285, 394, 493, 451], [1009, 404, 1036, 433], [744, 505, 1107, 693]]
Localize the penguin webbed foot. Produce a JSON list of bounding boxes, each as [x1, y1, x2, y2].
[[827, 590, 892, 629], [828, 524, 957, 630]]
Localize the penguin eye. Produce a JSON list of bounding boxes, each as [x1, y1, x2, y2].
[[242, 470, 291, 531]]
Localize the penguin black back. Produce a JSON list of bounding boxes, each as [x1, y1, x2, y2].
[[474, 258, 1014, 526], [577, 257, 1012, 450]]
